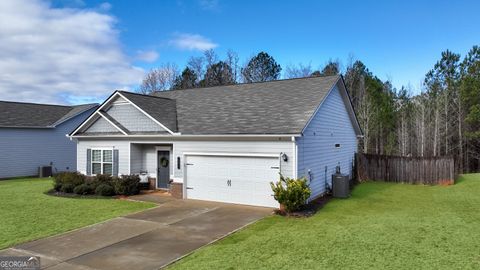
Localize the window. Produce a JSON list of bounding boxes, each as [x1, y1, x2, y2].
[[92, 149, 113, 175]]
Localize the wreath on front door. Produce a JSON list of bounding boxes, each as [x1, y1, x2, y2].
[[160, 157, 169, 168]]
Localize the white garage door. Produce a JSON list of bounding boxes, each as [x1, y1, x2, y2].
[[185, 155, 280, 207]]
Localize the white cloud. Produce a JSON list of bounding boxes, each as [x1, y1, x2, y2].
[[169, 33, 218, 51], [98, 2, 112, 11], [135, 50, 159, 62], [198, 0, 220, 11], [54, 0, 86, 8], [0, 0, 143, 104]]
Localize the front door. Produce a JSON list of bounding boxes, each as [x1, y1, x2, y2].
[[157, 151, 170, 189]]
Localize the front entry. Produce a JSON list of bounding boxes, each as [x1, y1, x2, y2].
[[157, 151, 170, 189]]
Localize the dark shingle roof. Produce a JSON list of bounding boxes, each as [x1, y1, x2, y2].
[[150, 75, 340, 134], [118, 91, 178, 132], [0, 101, 97, 128]]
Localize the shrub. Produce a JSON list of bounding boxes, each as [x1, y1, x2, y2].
[[88, 174, 113, 190], [73, 183, 94, 195], [53, 172, 85, 192], [95, 184, 115, 196], [95, 174, 113, 185], [60, 183, 75, 193], [53, 182, 62, 192], [270, 174, 311, 213], [113, 175, 140, 196]]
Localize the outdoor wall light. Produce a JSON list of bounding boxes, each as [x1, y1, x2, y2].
[[282, 153, 288, 162], [177, 157, 181, 170]]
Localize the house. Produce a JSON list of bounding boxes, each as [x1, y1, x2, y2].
[[69, 75, 362, 207], [0, 101, 97, 179]]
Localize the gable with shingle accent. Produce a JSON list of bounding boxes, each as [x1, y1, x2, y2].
[[84, 116, 120, 134], [73, 95, 173, 136]]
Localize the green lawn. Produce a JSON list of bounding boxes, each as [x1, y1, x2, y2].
[[169, 174, 480, 270], [0, 178, 155, 250]]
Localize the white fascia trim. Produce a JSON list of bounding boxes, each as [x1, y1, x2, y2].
[[292, 136, 298, 179], [71, 134, 301, 139], [183, 152, 280, 158], [116, 92, 179, 135], [98, 112, 128, 135], [128, 143, 131, 175], [301, 76, 340, 134], [69, 92, 123, 136], [337, 78, 363, 136]]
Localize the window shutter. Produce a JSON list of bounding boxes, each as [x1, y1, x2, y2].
[[113, 149, 119, 176], [86, 149, 92, 175]]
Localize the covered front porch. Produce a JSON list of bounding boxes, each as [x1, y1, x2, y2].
[[129, 143, 177, 194]]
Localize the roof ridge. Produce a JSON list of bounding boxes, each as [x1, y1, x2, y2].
[[0, 100, 97, 108], [117, 90, 175, 102], [0, 100, 73, 108], [152, 74, 340, 93], [72, 103, 98, 107]]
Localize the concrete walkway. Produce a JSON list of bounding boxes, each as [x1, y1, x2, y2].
[[0, 194, 272, 270]]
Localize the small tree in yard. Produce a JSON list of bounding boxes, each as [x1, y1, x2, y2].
[[270, 174, 311, 213]]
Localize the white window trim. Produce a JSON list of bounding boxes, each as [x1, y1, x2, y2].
[[91, 148, 114, 175]]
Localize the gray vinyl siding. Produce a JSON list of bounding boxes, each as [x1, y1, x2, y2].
[[106, 104, 166, 132], [296, 85, 358, 199], [0, 108, 95, 179], [76, 138, 295, 182], [84, 117, 118, 133], [77, 140, 130, 176], [130, 143, 142, 173]]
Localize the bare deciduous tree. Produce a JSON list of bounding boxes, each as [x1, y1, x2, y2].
[[204, 49, 218, 68], [139, 63, 179, 94], [284, 62, 313, 79], [226, 49, 240, 82], [187, 56, 205, 83]]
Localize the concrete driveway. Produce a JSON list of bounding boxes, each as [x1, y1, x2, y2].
[[0, 195, 272, 270]]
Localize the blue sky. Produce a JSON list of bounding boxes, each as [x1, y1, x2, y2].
[[1, 0, 479, 104], [95, 0, 479, 89]]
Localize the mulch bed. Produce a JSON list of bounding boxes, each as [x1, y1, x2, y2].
[[45, 189, 112, 199], [274, 194, 333, 218]]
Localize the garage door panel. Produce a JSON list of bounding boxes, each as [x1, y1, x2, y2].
[[186, 155, 279, 207]]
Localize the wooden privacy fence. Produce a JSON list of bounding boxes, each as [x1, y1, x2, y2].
[[356, 154, 455, 185]]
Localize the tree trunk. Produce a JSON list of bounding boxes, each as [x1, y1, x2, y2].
[[434, 107, 439, 157]]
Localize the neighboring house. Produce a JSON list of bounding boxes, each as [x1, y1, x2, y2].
[[0, 101, 97, 179], [70, 75, 362, 207]]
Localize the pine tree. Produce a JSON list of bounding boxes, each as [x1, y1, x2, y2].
[[241, 52, 281, 83], [172, 67, 198, 90]]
